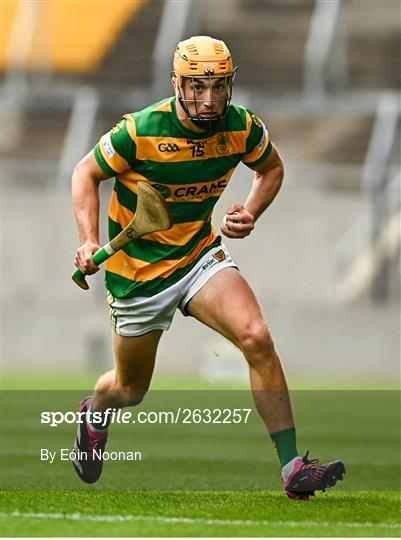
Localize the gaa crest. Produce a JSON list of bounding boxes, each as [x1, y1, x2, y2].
[[216, 133, 230, 155], [213, 249, 226, 262]]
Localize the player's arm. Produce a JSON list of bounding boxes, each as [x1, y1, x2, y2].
[[72, 150, 111, 275], [244, 143, 284, 220], [222, 144, 284, 239], [222, 108, 284, 239], [73, 116, 136, 273]]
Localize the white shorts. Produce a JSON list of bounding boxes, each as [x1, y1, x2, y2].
[[107, 243, 237, 337]]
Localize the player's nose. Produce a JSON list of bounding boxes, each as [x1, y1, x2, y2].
[[203, 88, 213, 107]]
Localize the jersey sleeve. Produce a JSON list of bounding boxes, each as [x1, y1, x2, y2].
[[94, 114, 137, 176], [241, 109, 272, 170]]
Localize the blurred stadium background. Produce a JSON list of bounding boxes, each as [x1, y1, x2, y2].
[[1, 0, 400, 384]]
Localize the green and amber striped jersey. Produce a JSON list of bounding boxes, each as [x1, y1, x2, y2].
[[94, 96, 272, 298]]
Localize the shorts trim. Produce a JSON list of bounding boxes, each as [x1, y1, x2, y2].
[[107, 243, 237, 337], [113, 324, 170, 337], [179, 263, 238, 316]]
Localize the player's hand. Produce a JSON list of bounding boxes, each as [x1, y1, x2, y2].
[[74, 241, 101, 275], [221, 204, 255, 239]]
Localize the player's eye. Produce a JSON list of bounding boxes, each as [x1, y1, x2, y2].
[[190, 83, 204, 93], [213, 84, 225, 92]]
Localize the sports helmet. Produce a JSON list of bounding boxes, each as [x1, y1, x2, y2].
[[172, 35, 237, 131]]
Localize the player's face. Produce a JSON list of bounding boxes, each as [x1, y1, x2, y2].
[[181, 76, 229, 118]]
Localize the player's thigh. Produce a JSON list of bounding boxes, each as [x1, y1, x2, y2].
[[112, 329, 163, 387], [186, 267, 268, 347]]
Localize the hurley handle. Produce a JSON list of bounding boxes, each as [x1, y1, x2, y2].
[[72, 182, 172, 291], [71, 245, 113, 290]]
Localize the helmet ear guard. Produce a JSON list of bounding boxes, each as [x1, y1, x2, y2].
[[172, 36, 238, 131]]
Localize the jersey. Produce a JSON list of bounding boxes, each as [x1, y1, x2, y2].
[[94, 96, 272, 299]]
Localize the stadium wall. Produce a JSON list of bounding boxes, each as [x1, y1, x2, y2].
[[3, 173, 399, 382]]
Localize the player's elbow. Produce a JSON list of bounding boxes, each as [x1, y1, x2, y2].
[[271, 150, 284, 179], [278, 166, 284, 193], [72, 160, 83, 177], [257, 151, 284, 187], [72, 158, 89, 187], [259, 159, 284, 193], [277, 155, 284, 178], [273, 158, 284, 188], [72, 156, 93, 180], [72, 150, 109, 186]]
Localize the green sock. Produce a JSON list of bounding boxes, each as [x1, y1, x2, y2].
[[270, 427, 298, 467]]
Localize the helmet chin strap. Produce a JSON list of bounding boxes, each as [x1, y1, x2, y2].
[[187, 114, 222, 131]]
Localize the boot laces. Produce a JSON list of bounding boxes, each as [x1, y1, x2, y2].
[[301, 450, 319, 469]]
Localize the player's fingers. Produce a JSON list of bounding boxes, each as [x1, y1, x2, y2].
[[226, 203, 244, 214], [220, 224, 252, 239], [221, 229, 250, 239], [224, 217, 253, 230], [220, 226, 238, 238], [79, 262, 99, 275], [75, 249, 86, 269], [225, 220, 254, 232], [222, 211, 254, 238], [75, 248, 99, 274], [83, 255, 99, 274], [225, 208, 254, 226], [223, 211, 242, 227], [85, 265, 100, 275], [221, 221, 235, 236], [89, 244, 101, 255], [75, 257, 91, 274]]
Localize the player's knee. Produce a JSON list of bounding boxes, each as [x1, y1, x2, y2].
[[118, 385, 148, 407], [239, 322, 276, 359]]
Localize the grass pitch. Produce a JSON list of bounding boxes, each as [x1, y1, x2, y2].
[[3, 491, 400, 537], [1, 375, 400, 537]]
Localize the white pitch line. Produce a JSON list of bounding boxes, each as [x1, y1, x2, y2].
[[1, 511, 400, 530]]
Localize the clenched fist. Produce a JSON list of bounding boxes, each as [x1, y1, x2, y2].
[[74, 240, 101, 275], [221, 204, 255, 239]]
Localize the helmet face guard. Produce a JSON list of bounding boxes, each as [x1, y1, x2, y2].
[[173, 69, 237, 131], [172, 36, 238, 131]]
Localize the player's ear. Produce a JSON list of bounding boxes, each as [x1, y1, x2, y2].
[[171, 75, 177, 91]]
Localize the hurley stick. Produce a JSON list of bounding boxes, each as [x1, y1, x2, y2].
[[72, 182, 173, 290]]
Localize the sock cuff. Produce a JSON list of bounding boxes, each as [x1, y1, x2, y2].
[[270, 427, 298, 468], [270, 427, 296, 441]]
